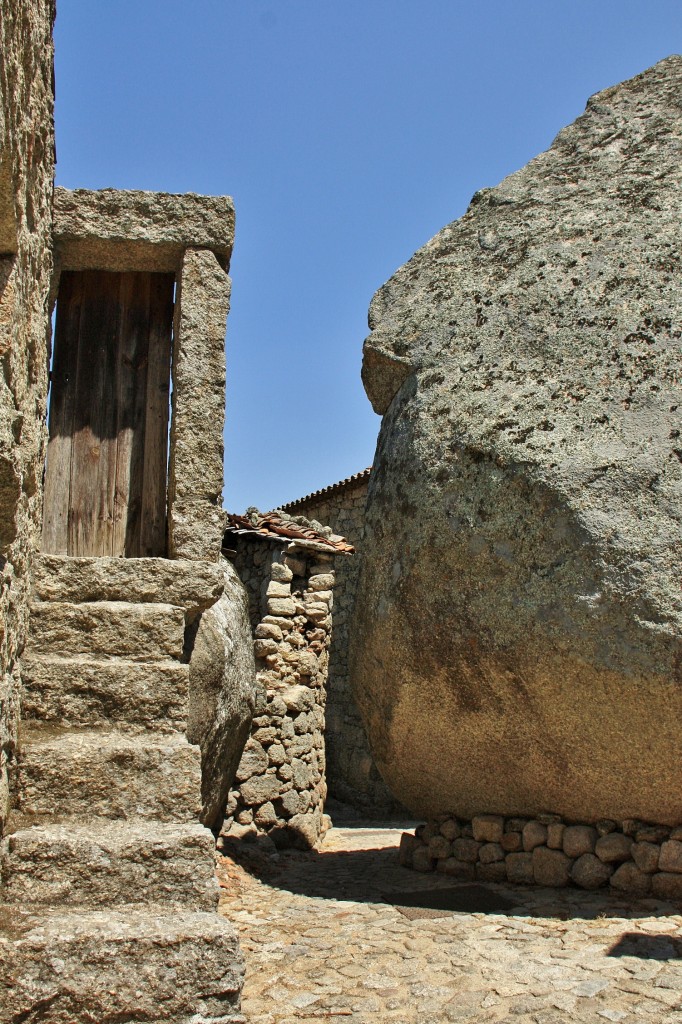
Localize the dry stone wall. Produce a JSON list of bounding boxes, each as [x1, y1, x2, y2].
[[285, 478, 403, 816], [223, 537, 336, 848], [403, 812, 682, 899], [0, 0, 55, 837]]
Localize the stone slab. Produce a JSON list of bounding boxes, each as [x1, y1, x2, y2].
[[31, 554, 225, 616], [17, 725, 202, 822], [26, 601, 185, 661], [20, 654, 189, 728], [53, 187, 235, 273], [0, 905, 244, 1024], [2, 821, 218, 909]]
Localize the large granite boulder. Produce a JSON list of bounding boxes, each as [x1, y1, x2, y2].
[[351, 57, 682, 826], [188, 560, 256, 830]]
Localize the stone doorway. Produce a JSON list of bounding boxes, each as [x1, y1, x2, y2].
[[42, 268, 175, 557]]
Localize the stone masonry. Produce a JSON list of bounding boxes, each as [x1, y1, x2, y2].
[[402, 811, 682, 900], [223, 510, 352, 848], [1, 182, 251, 1020], [283, 471, 403, 816]]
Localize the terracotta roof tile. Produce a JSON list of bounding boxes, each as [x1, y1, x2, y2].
[[280, 468, 372, 511], [224, 510, 354, 555]]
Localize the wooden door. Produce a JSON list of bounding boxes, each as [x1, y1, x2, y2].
[[42, 269, 174, 557]]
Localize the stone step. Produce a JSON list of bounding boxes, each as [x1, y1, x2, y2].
[[21, 653, 189, 728], [0, 904, 244, 1024], [17, 725, 202, 822], [2, 820, 218, 910], [26, 600, 186, 661], [32, 553, 225, 617]]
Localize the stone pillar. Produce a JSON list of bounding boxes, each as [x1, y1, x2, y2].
[[222, 547, 335, 849], [168, 247, 230, 561]]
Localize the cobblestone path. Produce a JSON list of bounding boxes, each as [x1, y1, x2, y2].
[[217, 823, 682, 1024]]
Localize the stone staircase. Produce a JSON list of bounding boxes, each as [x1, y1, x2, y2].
[[0, 554, 244, 1024]]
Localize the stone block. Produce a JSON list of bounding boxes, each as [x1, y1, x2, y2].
[[2, 821, 218, 909], [53, 187, 235, 271], [563, 825, 598, 859], [479, 842, 504, 864], [472, 814, 504, 843], [571, 853, 614, 890], [267, 597, 297, 617], [239, 772, 281, 807], [632, 841, 660, 874], [168, 498, 226, 562], [546, 823, 565, 850], [439, 857, 475, 880], [235, 739, 268, 782], [0, 906, 244, 1024], [439, 818, 461, 841], [18, 726, 202, 822], [501, 832, 522, 853], [652, 872, 682, 900], [532, 847, 571, 887], [522, 821, 547, 852], [476, 861, 507, 883], [505, 852, 534, 885], [399, 832, 420, 867], [428, 835, 452, 859], [412, 846, 436, 872], [27, 601, 185, 661], [595, 833, 634, 863], [610, 861, 652, 895], [21, 655, 189, 728], [31, 554, 225, 615], [452, 837, 481, 863], [659, 840, 682, 873]]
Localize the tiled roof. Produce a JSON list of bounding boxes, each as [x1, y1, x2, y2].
[[224, 510, 354, 555], [280, 468, 372, 511]]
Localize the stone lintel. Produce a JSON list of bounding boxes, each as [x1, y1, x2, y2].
[[53, 187, 235, 273], [168, 248, 230, 561]]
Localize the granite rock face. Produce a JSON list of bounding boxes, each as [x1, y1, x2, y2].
[[352, 58, 682, 825], [188, 561, 257, 829], [0, 0, 55, 836]]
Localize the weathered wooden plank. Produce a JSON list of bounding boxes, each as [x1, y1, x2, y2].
[[67, 270, 119, 556], [139, 273, 174, 556], [43, 269, 173, 558], [113, 272, 150, 556], [42, 272, 83, 554]]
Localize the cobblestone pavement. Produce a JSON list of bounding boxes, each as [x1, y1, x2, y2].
[[217, 822, 682, 1024]]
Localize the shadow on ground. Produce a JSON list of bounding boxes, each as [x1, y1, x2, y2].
[[219, 821, 682, 924]]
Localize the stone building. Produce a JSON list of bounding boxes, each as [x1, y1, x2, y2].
[[223, 508, 353, 848], [0, 5, 254, 1012], [282, 470, 403, 815]]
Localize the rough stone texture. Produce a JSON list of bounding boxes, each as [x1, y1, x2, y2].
[[219, 823, 682, 1024], [224, 537, 337, 848], [2, 821, 218, 909], [0, 0, 55, 838], [53, 186, 235, 273], [32, 553, 225, 616], [168, 247, 230, 560], [0, 907, 244, 1024], [283, 473, 404, 816], [188, 560, 256, 830], [352, 57, 682, 826], [404, 811, 680, 895], [20, 654, 189, 728], [26, 600, 186, 661], [17, 725, 203, 822]]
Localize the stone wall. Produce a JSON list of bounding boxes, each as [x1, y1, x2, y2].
[[223, 538, 336, 848], [0, 0, 55, 836], [402, 812, 682, 899], [284, 475, 403, 815]]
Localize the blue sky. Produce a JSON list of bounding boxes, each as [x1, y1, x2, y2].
[[53, 1, 681, 512]]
